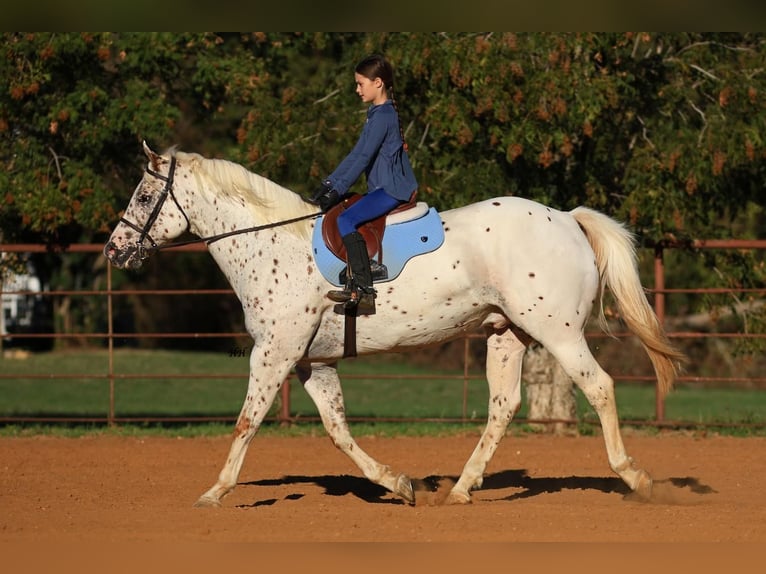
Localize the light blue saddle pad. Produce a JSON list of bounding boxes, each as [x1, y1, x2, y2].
[[312, 206, 445, 287]]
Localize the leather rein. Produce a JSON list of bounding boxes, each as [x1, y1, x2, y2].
[[119, 156, 321, 261]]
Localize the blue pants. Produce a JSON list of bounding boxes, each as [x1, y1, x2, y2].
[[337, 188, 403, 238]]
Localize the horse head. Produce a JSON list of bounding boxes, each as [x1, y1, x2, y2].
[[104, 142, 190, 269]]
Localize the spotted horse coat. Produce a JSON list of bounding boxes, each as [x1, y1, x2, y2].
[[104, 143, 686, 507]]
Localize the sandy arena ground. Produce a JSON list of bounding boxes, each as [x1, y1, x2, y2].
[[1, 432, 763, 546], [0, 435, 766, 542]]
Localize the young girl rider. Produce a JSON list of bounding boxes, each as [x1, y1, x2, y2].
[[310, 54, 418, 315]]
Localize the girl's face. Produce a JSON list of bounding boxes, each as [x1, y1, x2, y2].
[[354, 72, 387, 105]]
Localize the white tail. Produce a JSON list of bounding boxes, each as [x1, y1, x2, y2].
[[572, 206, 686, 398]]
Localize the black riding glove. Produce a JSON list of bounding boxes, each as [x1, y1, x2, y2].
[[310, 182, 342, 212]]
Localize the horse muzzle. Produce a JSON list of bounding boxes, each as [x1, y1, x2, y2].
[[103, 241, 146, 269]]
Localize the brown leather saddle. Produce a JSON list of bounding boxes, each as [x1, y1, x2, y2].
[[321, 192, 419, 263]]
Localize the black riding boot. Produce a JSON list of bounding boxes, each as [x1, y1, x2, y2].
[[327, 231, 376, 314]]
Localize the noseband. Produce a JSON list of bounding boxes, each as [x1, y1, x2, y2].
[[119, 156, 190, 260]]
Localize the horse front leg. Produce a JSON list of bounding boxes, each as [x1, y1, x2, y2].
[[446, 326, 525, 505], [194, 347, 291, 508], [296, 362, 415, 504]]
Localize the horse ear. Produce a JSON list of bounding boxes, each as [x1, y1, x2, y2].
[[142, 140, 162, 171], [142, 140, 158, 160]]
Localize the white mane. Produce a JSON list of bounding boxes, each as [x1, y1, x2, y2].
[[174, 151, 317, 240]]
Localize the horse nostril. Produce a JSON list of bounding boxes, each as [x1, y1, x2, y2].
[[104, 241, 117, 259]]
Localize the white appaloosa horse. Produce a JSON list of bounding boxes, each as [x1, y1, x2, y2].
[[105, 143, 685, 507]]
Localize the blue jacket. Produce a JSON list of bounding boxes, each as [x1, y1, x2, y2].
[[325, 100, 418, 202]]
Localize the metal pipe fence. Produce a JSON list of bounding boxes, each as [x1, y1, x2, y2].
[[1, 240, 764, 429]]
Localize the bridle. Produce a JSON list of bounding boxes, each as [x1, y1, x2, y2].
[[119, 155, 321, 260], [119, 156, 190, 261]]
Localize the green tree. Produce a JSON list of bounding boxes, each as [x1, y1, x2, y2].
[[1, 32, 764, 345], [0, 32, 248, 346]]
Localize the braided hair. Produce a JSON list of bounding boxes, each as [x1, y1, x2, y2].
[[355, 54, 408, 151]]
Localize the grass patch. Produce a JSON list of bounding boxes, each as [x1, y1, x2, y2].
[[1, 349, 764, 437]]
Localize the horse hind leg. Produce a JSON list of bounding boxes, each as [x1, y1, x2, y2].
[[446, 325, 525, 505], [547, 339, 653, 499], [297, 363, 415, 504]]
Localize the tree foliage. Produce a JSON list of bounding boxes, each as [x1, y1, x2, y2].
[[3, 32, 765, 242], [1, 32, 764, 342]]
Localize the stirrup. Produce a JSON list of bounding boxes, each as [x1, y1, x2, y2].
[[327, 285, 376, 314], [341, 290, 376, 315], [353, 291, 376, 315]]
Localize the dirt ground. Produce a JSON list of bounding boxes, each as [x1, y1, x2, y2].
[[1, 432, 764, 547]]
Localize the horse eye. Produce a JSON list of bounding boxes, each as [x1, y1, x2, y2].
[[137, 193, 153, 205]]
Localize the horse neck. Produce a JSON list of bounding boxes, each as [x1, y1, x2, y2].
[[180, 158, 315, 241], [176, 165, 315, 295]]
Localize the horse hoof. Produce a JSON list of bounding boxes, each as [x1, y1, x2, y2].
[[193, 495, 222, 508], [633, 470, 653, 501], [444, 489, 472, 505], [395, 474, 415, 505]]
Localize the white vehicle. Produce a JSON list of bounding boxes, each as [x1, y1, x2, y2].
[[1, 258, 52, 350]]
